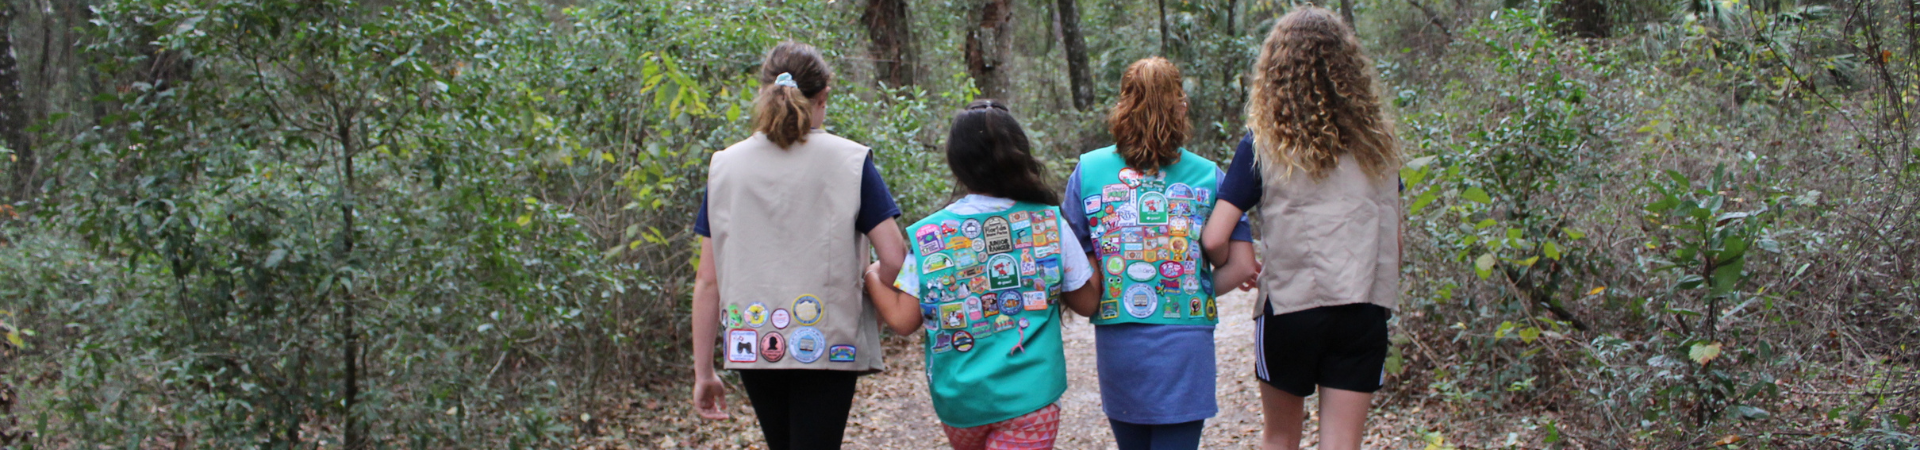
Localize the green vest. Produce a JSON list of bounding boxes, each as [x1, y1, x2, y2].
[[909, 202, 1068, 428], [1076, 146, 1221, 326]]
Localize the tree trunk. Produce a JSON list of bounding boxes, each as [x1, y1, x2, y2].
[[1340, 0, 1355, 30], [862, 0, 916, 88], [964, 0, 1014, 101], [1157, 0, 1170, 55], [1056, 0, 1092, 110], [0, 5, 34, 201]]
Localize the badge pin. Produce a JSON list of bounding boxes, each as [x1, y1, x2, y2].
[[790, 327, 825, 363]]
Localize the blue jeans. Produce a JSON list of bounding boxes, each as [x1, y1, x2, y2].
[[1109, 419, 1204, 450]]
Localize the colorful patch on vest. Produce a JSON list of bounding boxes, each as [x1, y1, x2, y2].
[[760, 331, 787, 362], [1103, 184, 1132, 202], [792, 295, 822, 326], [941, 219, 961, 236], [1104, 255, 1126, 276], [916, 225, 945, 255], [1125, 284, 1158, 319], [1163, 301, 1182, 318], [1139, 191, 1169, 224], [970, 320, 993, 337], [1168, 183, 1195, 199], [934, 331, 952, 353], [1099, 300, 1120, 320], [1183, 275, 1202, 293], [952, 331, 976, 353], [946, 235, 973, 251], [745, 302, 769, 328], [1116, 203, 1139, 226], [727, 329, 758, 363], [1013, 226, 1033, 249], [922, 304, 939, 330], [723, 304, 743, 328], [1189, 298, 1206, 318], [940, 303, 967, 330], [1170, 237, 1190, 255], [1126, 261, 1159, 282], [962, 219, 982, 238], [1083, 195, 1103, 214], [1118, 168, 1145, 187], [1169, 216, 1191, 237], [965, 296, 984, 322], [1106, 275, 1124, 298], [987, 253, 1021, 290], [997, 292, 1023, 316], [1023, 291, 1048, 311], [790, 327, 825, 363], [994, 314, 1014, 332], [827, 345, 857, 363], [1160, 261, 1186, 278], [955, 251, 979, 269], [923, 253, 953, 273], [983, 216, 1013, 254], [1019, 251, 1038, 276], [771, 308, 791, 329]]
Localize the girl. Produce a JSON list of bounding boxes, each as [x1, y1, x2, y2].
[[1058, 57, 1259, 450], [863, 100, 1098, 450], [1201, 8, 1403, 450], [690, 41, 909, 450]]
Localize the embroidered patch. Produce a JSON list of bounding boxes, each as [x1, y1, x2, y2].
[[1160, 261, 1186, 278], [790, 327, 825, 363], [965, 296, 984, 322], [1098, 300, 1119, 320], [1139, 191, 1169, 224], [770, 308, 791, 329], [1019, 251, 1038, 276], [745, 302, 769, 328], [723, 304, 743, 328], [727, 329, 758, 363], [923, 253, 954, 273], [1023, 291, 1048, 311], [994, 314, 1014, 332], [1104, 255, 1126, 276], [827, 345, 857, 362], [952, 331, 976, 353], [1119, 167, 1144, 187], [934, 331, 952, 353], [970, 320, 993, 337], [941, 219, 962, 236], [998, 292, 1023, 316], [1189, 298, 1206, 318], [1127, 261, 1159, 282], [983, 216, 1013, 254], [962, 219, 982, 238], [945, 235, 972, 251], [916, 225, 944, 255], [760, 331, 787, 362], [1103, 184, 1132, 202], [940, 303, 967, 330], [1168, 183, 1194, 199], [792, 295, 823, 326], [1125, 284, 1158, 319], [987, 253, 1021, 290], [922, 304, 939, 330], [1083, 195, 1103, 214]]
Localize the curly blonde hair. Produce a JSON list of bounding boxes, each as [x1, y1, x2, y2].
[[1108, 57, 1190, 173], [1245, 6, 1400, 181]]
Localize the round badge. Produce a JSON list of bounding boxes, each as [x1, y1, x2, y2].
[[770, 308, 791, 329], [962, 219, 983, 238], [759, 331, 787, 362], [1126, 262, 1159, 282], [1124, 284, 1158, 319], [791, 295, 822, 326], [744, 302, 769, 328], [998, 293, 1022, 316], [952, 331, 975, 353], [1104, 255, 1125, 276], [1159, 261, 1185, 278], [790, 327, 826, 363]]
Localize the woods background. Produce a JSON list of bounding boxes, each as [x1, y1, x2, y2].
[[0, 0, 1916, 448]]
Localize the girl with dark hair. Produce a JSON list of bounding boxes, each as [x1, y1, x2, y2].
[[1202, 7, 1403, 450], [1058, 57, 1260, 450], [862, 100, 1097, 450], [690, 41, 908, 450]]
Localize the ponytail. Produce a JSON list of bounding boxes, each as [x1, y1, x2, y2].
[[752, 42, 834, 149]]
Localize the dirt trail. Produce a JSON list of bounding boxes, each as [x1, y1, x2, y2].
[[620, 289, 1427, 449]]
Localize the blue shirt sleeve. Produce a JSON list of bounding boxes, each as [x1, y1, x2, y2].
[[1061, 166, 1094, 255], [695, 154, 900, 237], [1217, 133, 1263, 211], [855, 154, 903, 234], [1218, 167, 1255, 243]]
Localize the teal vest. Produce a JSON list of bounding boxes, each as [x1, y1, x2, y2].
[[1076, 147, 1220, 326], [909, 202, 1069, 428]]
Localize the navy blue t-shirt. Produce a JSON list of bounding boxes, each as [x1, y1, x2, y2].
[[1217, 133, 1403, 212], [693, 154, 901, 237]]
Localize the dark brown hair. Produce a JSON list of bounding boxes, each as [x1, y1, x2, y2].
[[1246, 6, 1400, 180], [946, 100, 1060, 205], [1108, 57, 1190, 173], [753, 42, 834, 148]]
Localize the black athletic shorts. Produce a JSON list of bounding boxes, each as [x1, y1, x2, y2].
[[1254, 300, 1391, 397]]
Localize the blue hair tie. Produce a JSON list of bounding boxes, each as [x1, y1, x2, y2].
[[774, 72, 798, 88]]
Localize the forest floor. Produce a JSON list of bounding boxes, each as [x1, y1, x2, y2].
[[601, 290, 1444, 449]]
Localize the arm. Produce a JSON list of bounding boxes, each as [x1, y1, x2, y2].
[[864, 263, 924, 336], [1212, 241, 1259, 296], [1201, 200, 1244, 267], [1062, 253, 1101, 317], [689, 237, 730, 420], [866, 217, 907, 288]]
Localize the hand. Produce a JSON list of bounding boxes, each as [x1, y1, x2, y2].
[[865, 261, 882, 281], [692, 374, 731, 420], [1238, 260, 1262, 292]]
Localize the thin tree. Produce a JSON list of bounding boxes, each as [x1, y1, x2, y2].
[[965, 0, 1015, 101], [1057, 0, 1093, 110], [0, 4, 32, 201], [863, 0, 917, 87]]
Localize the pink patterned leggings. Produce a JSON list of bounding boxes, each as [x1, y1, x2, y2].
[[940, 403, 1062, 450]]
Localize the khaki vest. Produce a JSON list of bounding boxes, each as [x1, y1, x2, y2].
[[707, 130, 883, 372], [1256, 153, 1401, 316]]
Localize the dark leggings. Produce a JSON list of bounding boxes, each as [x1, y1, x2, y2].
[[1109, 419, 1205, 450], [736, 369, 861, 450]]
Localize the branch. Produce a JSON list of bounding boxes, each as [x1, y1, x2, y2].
[[1406, 0, 1454, 43]]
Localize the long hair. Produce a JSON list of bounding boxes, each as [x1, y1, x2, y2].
[[752, 42, 834, 148], [1245, 6, 1401, 181], [1108, 57, 1191, 173], [946, 100, 1060, 205]]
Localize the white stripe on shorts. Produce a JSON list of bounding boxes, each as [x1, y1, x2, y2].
[[1255, 312, 1268, 381]]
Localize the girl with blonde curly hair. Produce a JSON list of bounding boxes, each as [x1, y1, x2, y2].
[[1060, 57, 1258, 450], [1199, 7, 1403, 450]]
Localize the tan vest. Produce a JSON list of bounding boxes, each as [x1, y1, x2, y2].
[[1256, 153, 1401, 316], [707, 130, 883, 372]]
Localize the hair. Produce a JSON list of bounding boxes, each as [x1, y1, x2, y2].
[[946, 100, 1060, 206], [752, 42, 834, 148], [1108, 57, 1191, 173], [1245, 6, 1401, 181]]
